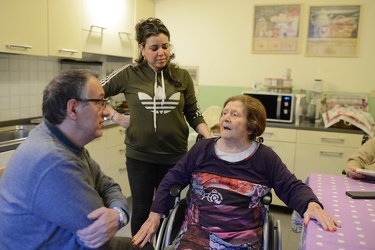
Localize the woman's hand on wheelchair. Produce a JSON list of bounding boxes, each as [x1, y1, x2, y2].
[[132, 212, 162, 248]]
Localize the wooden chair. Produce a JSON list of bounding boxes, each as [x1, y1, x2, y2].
[[0, 166, 5, 177]]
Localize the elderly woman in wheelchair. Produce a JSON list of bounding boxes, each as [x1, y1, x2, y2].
[[133, 95, 341, 249]]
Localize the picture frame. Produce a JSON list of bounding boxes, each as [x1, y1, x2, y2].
[[252, 4, 302, 54], [305, 5, 362, 57]]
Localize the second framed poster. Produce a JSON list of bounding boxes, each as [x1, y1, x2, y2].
[[252, 4, 302, 54], [305, 5, 362, 57]]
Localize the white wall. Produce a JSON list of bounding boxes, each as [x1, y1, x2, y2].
[[154, 0, 375, 94]]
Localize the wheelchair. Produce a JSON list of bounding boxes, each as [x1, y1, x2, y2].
[[155, 185, 282, 250]]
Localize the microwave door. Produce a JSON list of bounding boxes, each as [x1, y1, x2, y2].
[[276, 95, 281, 120]]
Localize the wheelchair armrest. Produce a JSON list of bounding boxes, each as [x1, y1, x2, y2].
[[170, 184, 184, 197], [261, 192, 272, 205]]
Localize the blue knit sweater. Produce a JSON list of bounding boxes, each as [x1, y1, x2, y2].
[[0, 120, 129, 249]]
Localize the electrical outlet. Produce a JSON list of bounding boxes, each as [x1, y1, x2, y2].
[[372, 89, 375, 97]]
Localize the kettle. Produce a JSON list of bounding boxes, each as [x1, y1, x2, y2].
[[310, 9, 332, 38], [294, 94, 307, 126]]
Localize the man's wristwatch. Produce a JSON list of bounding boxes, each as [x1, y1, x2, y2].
[[113, 207, 126, 228]]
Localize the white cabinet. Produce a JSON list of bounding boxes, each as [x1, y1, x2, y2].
[[262, 127, 297, 206], [0, 0, 82, 58], [105, 126, 130, 198], [294, 130, 363, 182], [86, 125, 130, 197], [85, 131, 107, 169], [48, 0, 82, 59], [82, 0, 134, 58], [0, 0, 48, 56]]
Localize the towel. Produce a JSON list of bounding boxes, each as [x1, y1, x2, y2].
[[322, 104, 374, 137]]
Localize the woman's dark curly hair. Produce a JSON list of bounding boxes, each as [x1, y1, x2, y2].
[[135, 17, 181, 87]]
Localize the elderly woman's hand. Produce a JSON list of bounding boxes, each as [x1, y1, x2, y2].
[[303, 202, 342, 232], [346, 165, 367, 179], [132, 212, 162, 248]]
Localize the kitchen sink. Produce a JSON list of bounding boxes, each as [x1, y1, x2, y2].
[[0, 125, 37, 145]]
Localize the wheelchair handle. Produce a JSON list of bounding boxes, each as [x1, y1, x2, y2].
[[261, 193, 272, 205], [170, 184, 184, 197]]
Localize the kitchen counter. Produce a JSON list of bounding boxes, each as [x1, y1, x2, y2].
[[267, 121, 365, 135], [0, 118, 121, 153]]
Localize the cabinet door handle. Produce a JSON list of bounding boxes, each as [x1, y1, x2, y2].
[[118, 167, 127, 173], [119, 31, 131, 38], [6, 44, 32, 50], [263, 132, 274, 137], [320, 138, 345, 144], [59, 49, 78, 53], [90, 25, 106, 31], [319, 151, 344, 158], [119, 149, 126, 154]]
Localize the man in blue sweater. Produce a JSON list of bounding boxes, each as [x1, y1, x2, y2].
[[0, 69, 151, 249]]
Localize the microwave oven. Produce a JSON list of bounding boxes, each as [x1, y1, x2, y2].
[[242, 92, 295, 123]]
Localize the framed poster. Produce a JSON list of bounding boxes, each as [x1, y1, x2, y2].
[[252, 4, 302, 54], [305, 5, 362, 57]]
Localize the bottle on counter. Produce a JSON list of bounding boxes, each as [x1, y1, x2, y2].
[[308, 91, 316, 124]]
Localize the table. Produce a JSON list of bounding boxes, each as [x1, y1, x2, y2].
[[300, 173, 375, 250]]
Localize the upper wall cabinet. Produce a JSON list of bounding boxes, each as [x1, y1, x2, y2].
[[82, 0, 134, 58], [0, 0, 82, 58], [48, 0, 82, 59], [0, 0, 48, 56]]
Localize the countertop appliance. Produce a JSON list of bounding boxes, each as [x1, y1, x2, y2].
[[243, 91, 295, 123]]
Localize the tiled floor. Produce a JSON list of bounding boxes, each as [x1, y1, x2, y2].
[[116, 198, 302, 249]]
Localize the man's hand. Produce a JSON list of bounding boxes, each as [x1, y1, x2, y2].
[[132, 212, 162, 248], [303, 202, 342, 232], [346, 166, 367, 179], [77, 207, 121, 248]]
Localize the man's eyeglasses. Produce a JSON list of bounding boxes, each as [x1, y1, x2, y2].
[[79, 98, 110, 108]]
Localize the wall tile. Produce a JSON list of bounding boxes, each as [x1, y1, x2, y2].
[[20, 107, 30, 119], [0, 71, 9, 83], [0, 96, 10, 110], [9, 72, 20, 83], [9, 58, 19, 71], [20, 96, 29, 108], [29, 96, 38, 106], [10, 96, 20, 109], [29, 59, 38, 72], [9, 83, 20, 96], [0, 84, 10, 97], [0, 53, 128, 122], [19, 83, 30, 96], [10, 109, 21, 120], [0, 110, 10, 121], [19, 58, 29, 71], [29, 107, 40, 118], [0, 57, 9, 71], [20, 72, 29, 82]]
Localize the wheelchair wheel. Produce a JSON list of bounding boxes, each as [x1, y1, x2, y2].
[[267, 214, 275, 250], [162, 198, 188, 248], [266, 213, 282, 250]]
